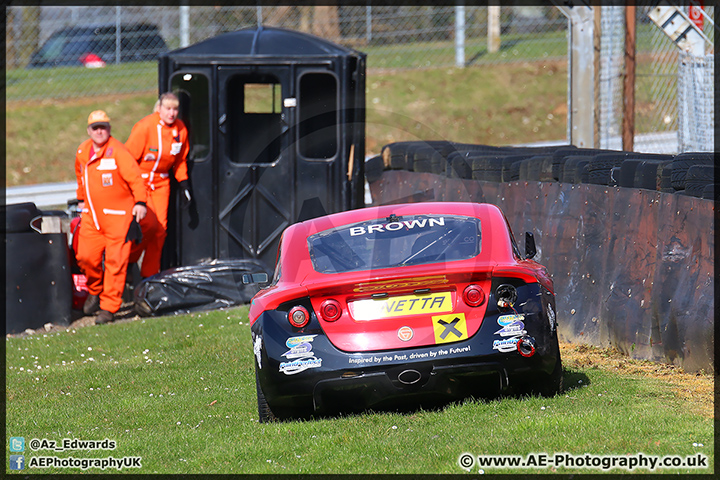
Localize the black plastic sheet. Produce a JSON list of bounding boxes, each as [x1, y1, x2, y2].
[[134, 259, 268, 316]]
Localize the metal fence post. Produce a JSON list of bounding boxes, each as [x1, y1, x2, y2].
[[180, 3, 189, 47], [366, 5, 372, 43], [555, 3, 595, 149], [455, 5, 465, 68], [488, 5, 501, 54], [115, 6, 121, 64]]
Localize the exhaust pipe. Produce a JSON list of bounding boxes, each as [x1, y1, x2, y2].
[[517, 336, 536, 357], [397, 369, 422, 385]]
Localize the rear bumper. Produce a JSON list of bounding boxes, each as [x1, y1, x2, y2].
[[310, 360, 510, 413], [252, 282, 559, 417], [255, 324, 558, 416]]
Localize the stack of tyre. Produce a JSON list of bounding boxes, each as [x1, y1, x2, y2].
[[668, 152, 716, 199], [366, 141, 716, 200]]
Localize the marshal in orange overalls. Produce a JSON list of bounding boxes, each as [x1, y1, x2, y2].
[[125, 110, 189, 277], [75, 136, 148, 313]]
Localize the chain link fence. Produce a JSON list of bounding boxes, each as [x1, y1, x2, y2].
[[5, 4, 715, 153], [678, 52, 715, 152]]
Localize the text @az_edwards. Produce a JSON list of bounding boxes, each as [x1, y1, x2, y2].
[[458, 452, 709, 472], [28, 437, 116, 452]]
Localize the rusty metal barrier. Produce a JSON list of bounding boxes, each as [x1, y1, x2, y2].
[[368, 170, 714, 373]]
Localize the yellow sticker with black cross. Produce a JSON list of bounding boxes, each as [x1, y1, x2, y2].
[[432, 312, 468, 344]]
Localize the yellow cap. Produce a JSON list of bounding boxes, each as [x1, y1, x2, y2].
[[87, 110, 111, 127]]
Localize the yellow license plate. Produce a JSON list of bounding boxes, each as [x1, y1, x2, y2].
[[350, 292, 453, 321]]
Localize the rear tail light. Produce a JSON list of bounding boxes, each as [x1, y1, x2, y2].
[[320, 299, 342, 322], [288, 306, 310, 328], [463, 285, 486, 307]]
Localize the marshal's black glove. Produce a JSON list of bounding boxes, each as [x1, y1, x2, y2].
[[125, 218, 143, 245], [179, 180, 192, 209]]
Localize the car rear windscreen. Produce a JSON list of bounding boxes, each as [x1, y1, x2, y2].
[[307, 215, 481, 274]]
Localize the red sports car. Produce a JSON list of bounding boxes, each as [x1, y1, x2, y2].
[[248, 202, 562, 421]]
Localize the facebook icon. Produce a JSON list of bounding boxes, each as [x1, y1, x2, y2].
[[10, 455, 25, 470]]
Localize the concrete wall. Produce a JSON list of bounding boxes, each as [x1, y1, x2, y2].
[[369, 170, 714, 373]]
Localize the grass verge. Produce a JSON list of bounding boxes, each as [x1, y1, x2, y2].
[[5, 307, 713, 475], [8, 54, 668, 188]]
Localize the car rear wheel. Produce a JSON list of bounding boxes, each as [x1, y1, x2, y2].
[[256, 369, 277, 423], [536, 347, 563, 397], [514, 341, 563, 398]]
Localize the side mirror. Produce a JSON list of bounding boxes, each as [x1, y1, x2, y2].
[[242, 273, 269, 285], [525, 232, 537, 259]]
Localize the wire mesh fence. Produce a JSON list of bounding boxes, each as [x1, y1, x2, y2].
[[678, 52, 715, 152], [5, 4, 715, 153]]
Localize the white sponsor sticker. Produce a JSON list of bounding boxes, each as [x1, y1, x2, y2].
[[279, 357, 322, 375], [253, 334, 263, 369], [97, 158, 117, 170], [101, 173, 113, 187], [494, 321, 527, 337], [547, 304, 556, 331], [492, 337, 520, 353], [282, 343, 314, 359]]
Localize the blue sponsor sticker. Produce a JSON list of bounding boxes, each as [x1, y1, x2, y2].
[[281, 335, 322, 375], [497, 314, 525, 326], [286, 335, 317, 348], [494, 321, 527, 337], [282, 343, 314, 359], [492, 337, 520, 353]]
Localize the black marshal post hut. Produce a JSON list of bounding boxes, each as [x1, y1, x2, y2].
[[158, 26, 366, 276]]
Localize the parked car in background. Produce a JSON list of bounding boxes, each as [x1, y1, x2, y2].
[[248, 202, 562, 422], [28, 23, 167, 68]]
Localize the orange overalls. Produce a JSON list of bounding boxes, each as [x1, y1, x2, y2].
[[125, 112, 189, 277], [75, 136, 147, 313]]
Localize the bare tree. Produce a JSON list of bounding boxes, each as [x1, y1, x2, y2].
[[312, 6, 341, 41]]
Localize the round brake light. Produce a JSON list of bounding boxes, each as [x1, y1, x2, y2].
[[320, 299, 342, 322], [463, 285, 485, 307], [288, 306, 310, 328]]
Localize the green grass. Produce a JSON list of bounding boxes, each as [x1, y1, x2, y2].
[[5, 307, 714, 475], [6, 91, 159, 186], [6, 63, 569, 187], [5, 23, 673, 188], [6, 62, 159, 101], [364, 30, 568, 69]]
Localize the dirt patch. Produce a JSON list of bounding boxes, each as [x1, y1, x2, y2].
[[7, 301, 143, 337], [560, 342, 714, 419]]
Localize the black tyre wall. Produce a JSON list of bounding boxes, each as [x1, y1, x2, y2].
[[364, 155, 385, 183], [633, 160, 665, 190], [685, 165, 715, 197], [3, 202, 42, 233], [670, 152, 715, 190]]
